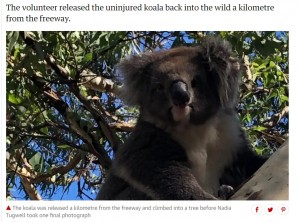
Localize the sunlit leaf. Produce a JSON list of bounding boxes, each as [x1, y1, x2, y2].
[[8, 93, 22, 104]]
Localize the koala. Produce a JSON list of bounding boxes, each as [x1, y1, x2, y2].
[[96, 37, 266, 200]]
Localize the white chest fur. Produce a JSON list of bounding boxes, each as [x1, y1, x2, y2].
[[169, 112, 242, 195]]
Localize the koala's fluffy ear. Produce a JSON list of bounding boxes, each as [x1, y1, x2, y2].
[[201, 37, 241, 108], [116, 53, 154, 106]]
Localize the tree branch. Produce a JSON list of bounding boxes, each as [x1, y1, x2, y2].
[[230, 139, 288, 200]]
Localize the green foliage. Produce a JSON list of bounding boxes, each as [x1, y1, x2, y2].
[[6, 31, 288, 200]]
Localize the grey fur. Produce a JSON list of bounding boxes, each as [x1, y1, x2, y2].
[[97, 37, 266, 200]]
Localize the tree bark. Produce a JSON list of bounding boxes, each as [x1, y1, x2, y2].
[[230, 140, 289, 200]]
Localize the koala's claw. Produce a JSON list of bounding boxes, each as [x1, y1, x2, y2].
[[218, 184, 234, 200]]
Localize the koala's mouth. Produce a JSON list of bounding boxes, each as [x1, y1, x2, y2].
[[170, 103, 192, 122]]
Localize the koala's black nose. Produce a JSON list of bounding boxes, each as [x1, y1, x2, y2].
[[170, 80, 190, 106]]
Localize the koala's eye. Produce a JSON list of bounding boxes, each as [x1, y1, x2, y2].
[[152, 84, 164, 93], [151, 83, 164, 94], [191, 75, 202, 88], [191, 78, 197, 88]]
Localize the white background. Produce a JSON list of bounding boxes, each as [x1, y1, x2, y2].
[[1, 0, 298, 221]]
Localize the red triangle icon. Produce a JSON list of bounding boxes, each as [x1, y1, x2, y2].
[[6, 205, 11, 210]]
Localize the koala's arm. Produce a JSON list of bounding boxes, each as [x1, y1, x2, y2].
[[113, 121, 216, 200], [220, 131, 267, 193], [141, 162, 215, 200]]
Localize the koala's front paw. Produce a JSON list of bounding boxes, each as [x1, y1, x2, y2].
[[218, 184, 234, 200]]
